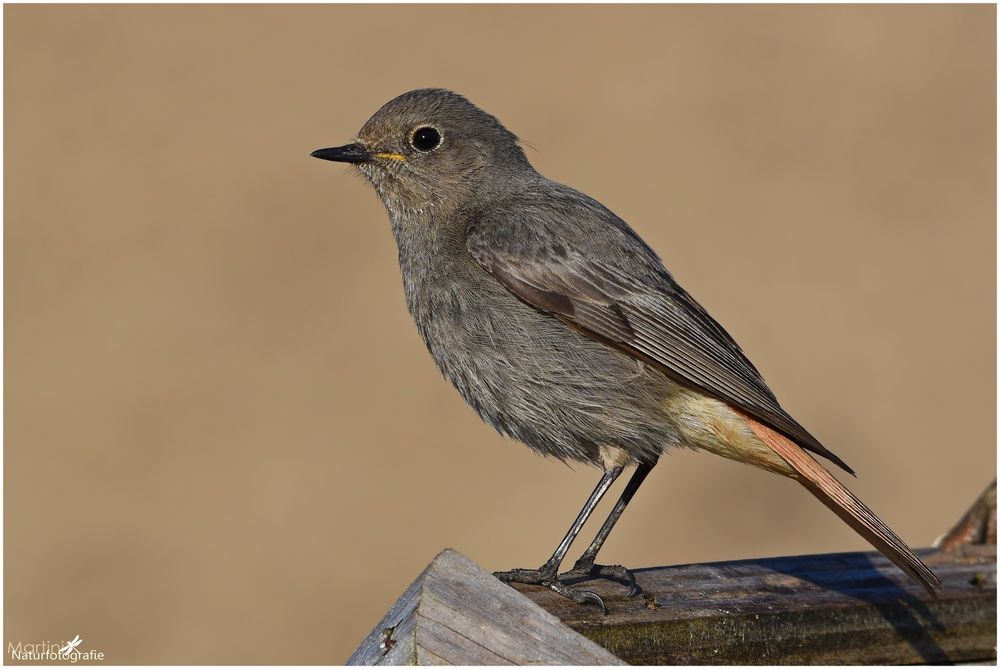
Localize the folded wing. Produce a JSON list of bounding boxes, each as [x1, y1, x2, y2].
[[466, 199, 853, 474]]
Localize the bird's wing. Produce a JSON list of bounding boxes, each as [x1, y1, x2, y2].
[[466, 201, 853, 474]]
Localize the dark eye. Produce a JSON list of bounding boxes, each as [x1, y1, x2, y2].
[[410, 126, 442, 152]]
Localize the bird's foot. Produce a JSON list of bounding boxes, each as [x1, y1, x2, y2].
[[562, 556, 640, 597], [494, 566, 608, 613]]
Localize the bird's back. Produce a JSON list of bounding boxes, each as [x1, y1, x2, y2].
[[464, 179, 852, 474]]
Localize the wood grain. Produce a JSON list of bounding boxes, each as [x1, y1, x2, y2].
[[516, 545, 995, 665], [346, 549, 625, 665]]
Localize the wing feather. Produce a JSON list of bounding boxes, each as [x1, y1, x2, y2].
[[467, 201, 854, 474]]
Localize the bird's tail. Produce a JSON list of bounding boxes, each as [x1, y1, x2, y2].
[[736, 409, 942, 596]]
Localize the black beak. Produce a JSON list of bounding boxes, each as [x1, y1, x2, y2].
[[310, 143, 373, 164]]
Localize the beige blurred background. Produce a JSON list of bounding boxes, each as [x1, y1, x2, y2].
[[4, 4, 995, 664]]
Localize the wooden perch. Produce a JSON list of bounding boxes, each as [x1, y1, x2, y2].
[[346, 549, 624, 665], [348, 483, 996, 665], [516, 545, 994, 665]]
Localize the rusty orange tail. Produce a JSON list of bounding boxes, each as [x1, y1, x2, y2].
[[737, 410, 941, 595]]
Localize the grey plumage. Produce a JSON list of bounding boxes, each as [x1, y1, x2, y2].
[[311, 88, 939, 602], [467, 188, 852, 473], [342, 88, 848, 472]]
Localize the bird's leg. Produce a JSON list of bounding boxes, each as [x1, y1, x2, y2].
[[563, 458, 658, 597], [494, 465, 624, 611]]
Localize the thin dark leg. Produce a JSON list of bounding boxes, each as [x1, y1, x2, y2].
[[541, 465, 624, 572], [494, 465, 624, 610], [565, 458, 658, 595]]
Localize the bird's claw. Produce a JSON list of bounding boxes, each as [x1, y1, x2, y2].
[[547, 579, 607, 613], [494, 567, 608, 613], [564, 558, 640, 597]]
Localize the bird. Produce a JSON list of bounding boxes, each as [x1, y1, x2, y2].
[[311, 88, 941, 610]]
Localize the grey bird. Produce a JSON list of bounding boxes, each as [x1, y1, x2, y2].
[[311, 88, 940, 609]]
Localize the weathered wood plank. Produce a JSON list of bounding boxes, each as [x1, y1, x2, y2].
[[346, 549, 625, 665], [349, 484, 995, 665], [514, 545, 996, 665]]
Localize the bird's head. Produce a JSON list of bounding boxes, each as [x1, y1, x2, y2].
[[312, 89, 533, 216]]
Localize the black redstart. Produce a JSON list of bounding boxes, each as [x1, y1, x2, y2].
[[312, 88, 940, 609]]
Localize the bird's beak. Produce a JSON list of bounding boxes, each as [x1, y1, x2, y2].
[[310, 143, 373, 164]]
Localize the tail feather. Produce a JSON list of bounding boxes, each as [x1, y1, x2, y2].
[[737, 410, 942, 596]]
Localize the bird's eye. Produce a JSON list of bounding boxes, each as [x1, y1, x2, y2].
[[410, 126, 442, 152]]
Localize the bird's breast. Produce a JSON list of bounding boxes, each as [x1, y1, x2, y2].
[[392, 233, 682, 465]]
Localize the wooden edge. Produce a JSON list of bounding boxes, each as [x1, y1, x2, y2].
[[346, 548, 625, 666]]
